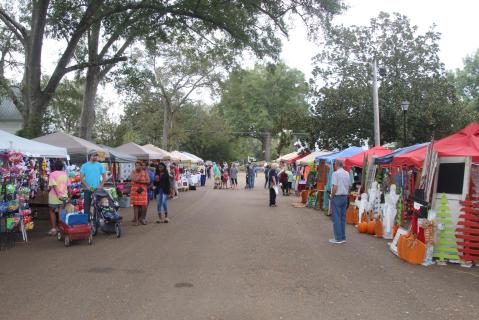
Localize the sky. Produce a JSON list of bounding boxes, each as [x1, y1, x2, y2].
[[280, 0, 479, 79]]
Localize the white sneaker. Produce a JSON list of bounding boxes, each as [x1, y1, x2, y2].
[[328, 239, 342, 244], [339, 240, 347, 243]]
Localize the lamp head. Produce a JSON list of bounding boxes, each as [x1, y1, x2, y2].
[[401, 100, 410, 111]]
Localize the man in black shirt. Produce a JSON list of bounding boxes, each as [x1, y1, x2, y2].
[[268, 164, 278, 207]]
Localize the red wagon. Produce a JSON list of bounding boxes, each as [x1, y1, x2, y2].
[[57, 211, 92, 247]]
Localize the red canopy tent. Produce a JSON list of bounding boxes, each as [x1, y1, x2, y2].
[[288, 152, 310, 164], [391, 123, 479, 168], [340, 146, 392, 170]]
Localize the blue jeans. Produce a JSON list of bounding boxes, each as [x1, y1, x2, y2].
[[83, 189, 92, 220], [248, 175, 255, 188], [157, 191, 168, 214], [332, 195, 348, 241]]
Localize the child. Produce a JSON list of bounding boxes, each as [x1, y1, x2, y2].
[[222, 169, 229, 189]]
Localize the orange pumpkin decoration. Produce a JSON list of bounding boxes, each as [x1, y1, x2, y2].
[[301, 190, 308, 204], [367, 220, 376, 235], [346, 205, 358, 225], [397, 234, 426, 265], [361, 212, 368, 223], [375, 216, 383, 238], [358, 222, 368, 233], [352, 207, 359, 225]]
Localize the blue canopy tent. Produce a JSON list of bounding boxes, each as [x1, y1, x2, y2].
[[315, 146, 364, 164], [374, 143, 429, 165], [315, 146, 363, 210]]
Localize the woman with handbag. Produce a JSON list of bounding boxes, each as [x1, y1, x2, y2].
[[130, 161, 150, 226], [154, 163, 171, 223]]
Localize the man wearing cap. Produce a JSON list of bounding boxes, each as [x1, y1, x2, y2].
[[80, 151, 107, 218]]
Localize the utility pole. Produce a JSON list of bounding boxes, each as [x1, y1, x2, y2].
[[372, 59, 380, 147]]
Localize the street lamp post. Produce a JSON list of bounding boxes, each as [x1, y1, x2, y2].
[[372, 59, 380, 147], [400, 100, 410, 147]]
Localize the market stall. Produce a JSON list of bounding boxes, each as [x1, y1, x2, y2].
[[275, 151, 298, 163], [114, 143, 164, 161], [293, 151, 330, 208], [33, 132, 109, 164], [374, 143, 429, 166], [1, 129, 69, 159], [1, 130, 69, 246], [170, 150, 194, 163], [142, 144, 175, 160], [181, 151, 204, 164], [314, 147, 364, 211]]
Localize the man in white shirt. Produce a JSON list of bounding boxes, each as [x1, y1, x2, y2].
[[329, 160, 351, 244]]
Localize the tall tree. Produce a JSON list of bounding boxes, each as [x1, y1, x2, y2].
[[0, 0, 344, 138], [116, 42, 225, 149], [219, 62, 310, 160], [309, 12, 470, 148]]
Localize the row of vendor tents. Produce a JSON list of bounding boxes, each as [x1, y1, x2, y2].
[[275, 122, 479, 170], [0, 131, 204, 164]]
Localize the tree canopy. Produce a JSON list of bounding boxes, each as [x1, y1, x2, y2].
[[0, 0, 344, 138], [309, 12, 472, 149], [218, 62, 310, 156], [449, 49, 479, 113]]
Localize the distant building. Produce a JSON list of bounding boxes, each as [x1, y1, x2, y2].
[[0, 96, 23, 133]]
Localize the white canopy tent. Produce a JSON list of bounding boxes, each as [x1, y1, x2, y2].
[[142, 144, 177, 160], [170, 150, 195, 163], [0, 129, 69, 158], [114, 142, 165, 160], [181, 151, 203, 163], [296, 151, 332, 165], [33, 132, 108, 162]]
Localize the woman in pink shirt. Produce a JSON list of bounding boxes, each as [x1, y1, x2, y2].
[[48, 160, 71, 235]]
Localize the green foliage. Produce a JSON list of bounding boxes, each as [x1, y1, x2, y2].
[[115, 92, 164, 145], [175, 104, 236, 161], [41, 78, 83, 134], [448, 49, 479, 113], [218, 62, 310, 153], [309, 12, 471, 149]]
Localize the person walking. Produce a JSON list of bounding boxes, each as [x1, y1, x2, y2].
[[80, 151, 106, 220], [286, 168, 294, 195], [248, 163, 256, 188], [230, 163, 238, 189], [264, 164, 270, 189], [173, 162, 180, 198], [279, 169, 288, 196], [329, 160, 351, 244], [268, 163, 278, 207], [154, 163, 171, 223], [130, 161, 150, 225], [47, 160, 70, 235], [169, 163, 177, 198], [199, 163, 207, 187]]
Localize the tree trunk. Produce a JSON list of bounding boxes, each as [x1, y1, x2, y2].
[[79, 21, 100, 140], [162, 104, 169, 149], [79, 66, 100, 140], [263, 132, 272, 162]]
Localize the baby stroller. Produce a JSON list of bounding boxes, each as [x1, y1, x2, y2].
[[91, 189, 122, 238]]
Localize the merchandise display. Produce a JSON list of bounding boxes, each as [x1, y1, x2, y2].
[[0, 150, 42, 245]]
